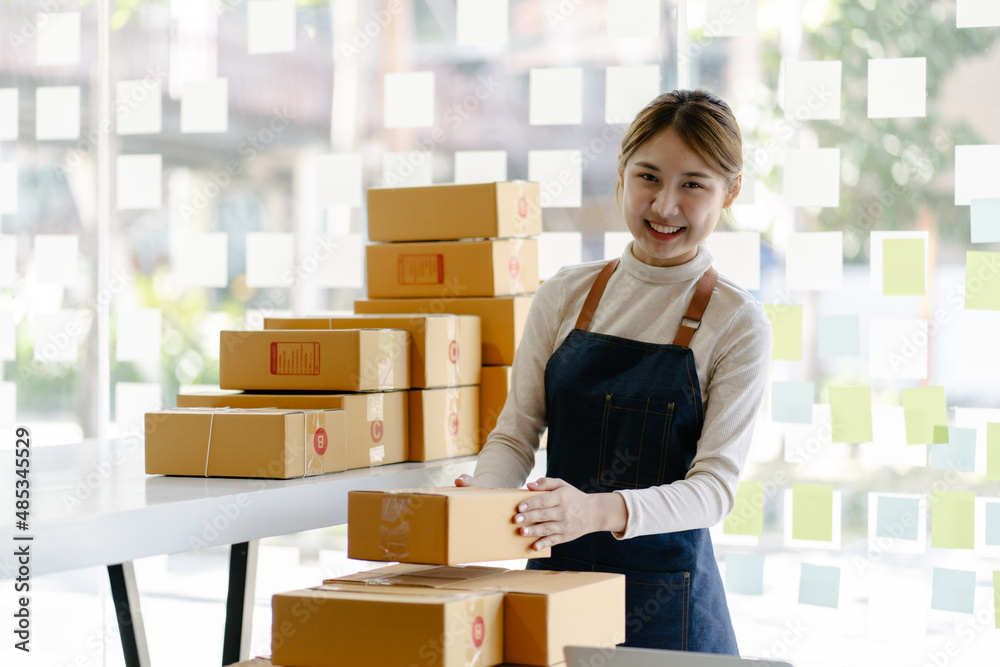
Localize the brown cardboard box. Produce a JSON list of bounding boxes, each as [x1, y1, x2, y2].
[[479, 366, 511, 447], [264, 314, 481, 388], [347, 487, 550, 564], [355, 296, 532, 366], [366, 239, 538, 299], [176, 390, 407, 470], [367, 181, 543, 242], [219, 329, 408, 392], [224, 659, 272, 667], [410, 386, 480, 462], [144, 408, 346, 478], [272, 585, 504, 667]]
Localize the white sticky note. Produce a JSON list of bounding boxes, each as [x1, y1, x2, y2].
[[955, 311, 1000, 381], [0, 163, 17, 215], [245, 232, 294, 288], [116, 155, 162, 210], [608, 0, 660, 38], [34, 310, 85, 363], [957, 0, 1000, 28], [456, 0, 509, 45], [528, 150, 582, 207], [382, 152, 433, 188], [704, 231, 760, 290], [955, 145, 1000, 206], [783, 148, 840, 207], [538, 232, 583, 281], [0, 382, 14, 428], [36, 87, 80, 140], [116, 80, 163, 135], [175, 232, 228, 288], [454, 151, 507, 184], [0, 89, 18, 140], [867, 575, 927, 641], [868, 58, 926, 119], [316, 154, 363, 208], [971, 199, 1000, 243], [36, 12, 81, 66], [0, 311, 14, 361], [785, 231, 842, 291], [784, 60, 841, 120], [704, 0, 757, 36], [115, 382, 162, 435], [34, 234, 79, 286], [315, 234, 364, 288], [116, 310, 162, 363], [783, 404, 835, 463], [384, 72, 435, 129], [0, 235, 15, 286], [529, 68, 583, 126], [248, 0, 296, 54], [606, 66, 660, 125], [869, 230, 929, 294], [868, 318, 928, 380], [180, 79, 228, 134], [867, 492, 926, 554], [604, 232, 632, 260], [858, 406, 927, 468]]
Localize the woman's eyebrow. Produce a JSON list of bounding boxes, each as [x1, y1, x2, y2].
[[633, 160, 660, 172], [634, 161, 714, 180]]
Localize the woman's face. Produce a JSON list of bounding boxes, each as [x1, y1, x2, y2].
[[621, 128, 739, 267]]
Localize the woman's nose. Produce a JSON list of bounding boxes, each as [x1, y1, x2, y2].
[[652, 189, 680, 217]]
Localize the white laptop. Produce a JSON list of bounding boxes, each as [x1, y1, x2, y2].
[[564, 645, 793, 667]]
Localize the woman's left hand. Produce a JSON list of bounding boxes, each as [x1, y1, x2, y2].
[[515, 477, 627, 551]]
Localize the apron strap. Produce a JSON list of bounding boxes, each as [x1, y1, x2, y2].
[[575, 258, 620, 331], [672, 265, 718, 348]]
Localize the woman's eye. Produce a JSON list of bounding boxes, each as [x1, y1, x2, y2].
[[639, 173, 657, 182], [683, 182, 704, 189]]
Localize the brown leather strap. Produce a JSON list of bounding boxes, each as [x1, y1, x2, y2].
[[672, 266, 718, 348], [575, 258, 620, 331]]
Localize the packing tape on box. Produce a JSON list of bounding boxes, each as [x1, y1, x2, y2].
[[513, 179, 529, 235], [304, 410, 325, 476], [379, 493, 412, 561], [446, 315, 460, 386], [377, 329, 397, 391], [462, 595, 488, 667], [366, 393, 385, 467], [444, 387, 461, 458], [509, 239, 525, 295]]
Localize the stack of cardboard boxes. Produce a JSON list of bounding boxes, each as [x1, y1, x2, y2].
[[355, 181, 542, 448]]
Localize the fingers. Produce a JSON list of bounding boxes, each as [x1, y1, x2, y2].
[[526, 477, 565, 492], [455, 474, 483, 487]]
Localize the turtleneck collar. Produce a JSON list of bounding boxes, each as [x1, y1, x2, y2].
[[618, 240, 714, 284]]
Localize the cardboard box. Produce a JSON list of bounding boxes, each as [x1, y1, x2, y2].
[[224, 659, 272, 667], [219, 329, 408, 392], [410, 386, 480, 462], [145, 408, 346, 478], [348, 488, 550, 564], [176, 390, 407, 470], [479, 366, 511, 448], [366, 239, 538, 299], [272, 585, 504, 667], [367, 181, 543, 242], [264, 314, 481, 388], [355, 296, 532, 366]]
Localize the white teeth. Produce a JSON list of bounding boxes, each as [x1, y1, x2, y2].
[[648, 221, 681, 234]]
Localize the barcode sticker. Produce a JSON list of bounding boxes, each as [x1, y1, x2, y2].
[[398, 254, 444, 285]]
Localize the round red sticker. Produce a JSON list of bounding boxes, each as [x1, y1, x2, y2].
[[472, 616, 485, 648], [508, 255, 520, 279], [313, 428, 328, 455], [449, 412, 459, 436], [370, 420, 384, 443], [517, 196, 528, 218], [448, 339, 459, 364]]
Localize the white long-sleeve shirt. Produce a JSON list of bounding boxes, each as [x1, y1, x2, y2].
[[473, 241, 772, 539]]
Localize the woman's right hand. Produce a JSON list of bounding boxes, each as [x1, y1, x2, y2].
[[454, 474, 485, 487]]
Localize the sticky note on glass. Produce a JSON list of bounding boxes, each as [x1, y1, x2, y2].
[[316, 153, 362, 208], [529, 68, 583, 126], [724, 552, 764, 595], [876, 496, 920, 541], [784, 60, 841, 120], [724, 481, 764, 536], [798, 563, 840, 608], [538, 232, 582, 281], [995, 572, 1000, 629], [987, 503, 1000, 546], [965, 251, 1000, 311], [0, 88, 18, 140], [384, 72, 434, 129], [988, 423, 1000, 481], [36, 12, 81, 66], [34, 234, 78, 286], [971, 199, 1000, 244], [931, 490, 974, 549], [382, 152, 432, 188], [870, 231, 929, 295], [116, 80, 162, 135], [783, 148, 840, 208], [117, 155, 162, 210], [605, 66, 659, 124], [454, 151, 507, 184], [0, 311, 14, 361], [868, 318, 928, 380], [704, 0, 757, 36], [955, 145, 1000, 206], [901, 386, 947, 445], [34, 311, 83, 363], [764, 304, 802, 361], [955, 311, 1000, 381], [456, 0, 509, 45], [931, 568, 975, 613], [786, 231, 842, 290], [829, 386, 873, 444], [116, 310, 162, 363], [704, 232, 761, 291], [882, 238, 925, 296], [818, 314, 860, 359], [930, 427, 976, 472], [860, 406, 928, 467], [175, 233, 228, 288], [36, 87, 80, 140], [957, 0, 1000, 28], [0, 163, 17, 215], [608, 0, 660, 38], [868, 58, 926, 118], [528, 150, 582, 208], [115, 382, 162, 434], [792, 484, 834, 542], [180, 79, 229, 134], [0, 235, 15, 287], [248, 0, 296, 54], [315, 234, 364, 289], [772, 381, 814, 424], [245, 232, 294, 288]]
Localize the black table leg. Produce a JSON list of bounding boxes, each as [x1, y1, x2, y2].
[[108, 562, 151, 667], [222, 541, 259, 666]]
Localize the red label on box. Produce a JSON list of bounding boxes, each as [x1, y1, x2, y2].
[[270, 342, 321, 375], [370, 420, 384, 443], [398, 254, 444, 285], [508, 255, 520, 279], [472, 616, 485, 648], [314, 428, 328, 455], [449, 412, 459, 436], [517, 195, 528, 218], [448, 339, 459, 364]]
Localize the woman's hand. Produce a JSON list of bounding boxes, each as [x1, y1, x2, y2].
[[515, 477, 628, 551], [454, 474, 485, 487]]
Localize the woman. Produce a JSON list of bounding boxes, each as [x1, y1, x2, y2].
[[456, 89, 772, 654]]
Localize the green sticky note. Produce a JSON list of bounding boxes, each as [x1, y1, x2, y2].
[[931, 490, 974, 549], [988, 423, 1000, 481], [724, 481, 764, 536], [965, 251, 1000, 311], [764, 303, 803, 361], [883, 238, 925, 296], [994, 572, 1000, 629], [792, 484, 834, 542], [901, 386, 948, 445], [829, 386, 873, 443]]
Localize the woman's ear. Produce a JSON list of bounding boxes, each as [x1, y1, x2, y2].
[[723, 173, 742, 208]]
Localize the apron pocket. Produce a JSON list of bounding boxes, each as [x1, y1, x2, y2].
[[598, 393, 675, 489], [622, 568, 691, 651]]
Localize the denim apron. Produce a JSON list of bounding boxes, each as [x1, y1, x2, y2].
[[527, 258, 738, 654]]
